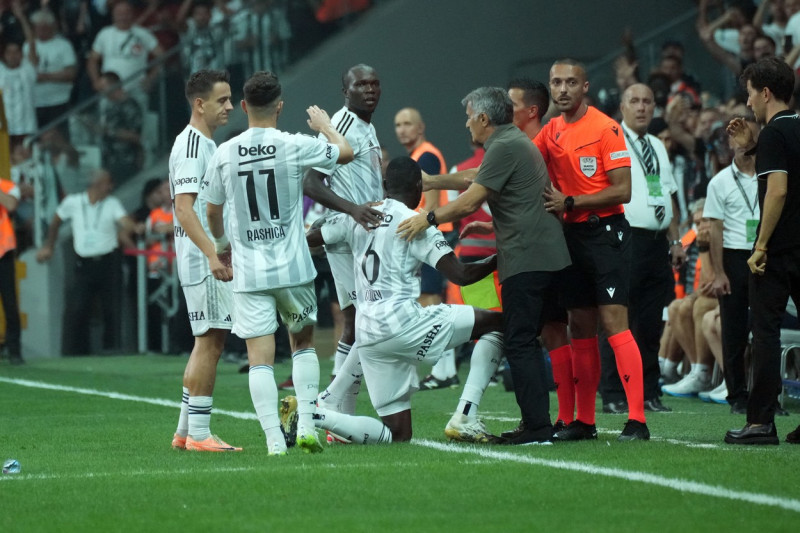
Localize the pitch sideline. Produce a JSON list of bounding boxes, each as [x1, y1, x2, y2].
[[2, 376, 798, 514]]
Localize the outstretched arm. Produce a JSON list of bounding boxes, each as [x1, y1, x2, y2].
[[434, 253, 497, 286]]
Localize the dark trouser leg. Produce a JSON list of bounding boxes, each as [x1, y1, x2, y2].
[[97, 252, 121, 351], [0, 252, 21, 357], [719, 249, 751, 407], [600, 233, 671, 402], [500, 271, 552, 432], [64, 257, 93, 355]]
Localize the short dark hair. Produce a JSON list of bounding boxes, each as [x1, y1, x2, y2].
[[384, 156, 421, 194], [507, 77, 550, 118], [244, 71, 282, 108], [341, 63, 375, 91], [741, 56, 794, 103], [185, 69, 229, 101]]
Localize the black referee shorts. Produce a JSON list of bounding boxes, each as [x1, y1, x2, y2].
[[561, 213, 631, 309]]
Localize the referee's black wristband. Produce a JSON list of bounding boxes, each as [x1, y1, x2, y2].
[[697, 244, 710, 252]]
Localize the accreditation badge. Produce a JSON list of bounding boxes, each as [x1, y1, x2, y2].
[[746, 219, 759, 244], [580, 156, 597, 177], [645, 173, 666, 206]]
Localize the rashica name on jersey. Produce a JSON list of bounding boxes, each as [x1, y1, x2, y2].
[[247, 226, 286, 241]]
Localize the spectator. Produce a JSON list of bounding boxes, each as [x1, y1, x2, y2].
[[87, 0, 164, 110], [35, 168, 136, 355], [755, 0, 788, 53], [23, 9, 78, 134], [0, 0, 26, 47], [178, 0, 225, 73], [0, 176, 23, 364], [0, 0, 37, 149], [96, 71, 144, 184]]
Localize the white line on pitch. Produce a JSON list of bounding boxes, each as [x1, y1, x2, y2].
[[414, 439, 800, 514]]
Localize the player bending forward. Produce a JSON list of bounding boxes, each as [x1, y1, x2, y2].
[[284, 156, 506, 444]]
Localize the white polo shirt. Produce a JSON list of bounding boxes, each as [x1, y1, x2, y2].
[[621, 122, 678, 231], [91, 25, 158, 83], [23, 35, 77, 107], [55, 192, 127, 258], [703, 160, 760, 250]]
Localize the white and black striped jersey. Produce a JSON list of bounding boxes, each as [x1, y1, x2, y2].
[[314, 106, 382, 254], [204, 127, 340, 292], [321, 198, 453, 345], [169, 125, 218, 287]]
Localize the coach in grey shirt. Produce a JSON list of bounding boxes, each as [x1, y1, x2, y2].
[[399, 86, 570, 444]]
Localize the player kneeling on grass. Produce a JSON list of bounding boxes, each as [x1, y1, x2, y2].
[[284, 156, 505, 444]]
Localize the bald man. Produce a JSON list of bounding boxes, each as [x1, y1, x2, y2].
[[394, 107, 457, 389], [598, 83, 686, 414]]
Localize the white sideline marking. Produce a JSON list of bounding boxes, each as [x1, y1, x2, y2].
[[415, 439, 800, 514], [3, 376, 799, 513]]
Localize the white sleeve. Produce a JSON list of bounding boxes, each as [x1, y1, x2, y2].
[[203, 151, 226, 206], [298, 134, 340, 174], [320, 213, 352, 246], [56, 195, 77, 221], [703, 176, 725, 220], [411, 226, 453, 267]]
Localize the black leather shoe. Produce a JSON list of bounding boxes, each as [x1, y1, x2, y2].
[[502, 426, 553, 445], [644, 398, 672, 412], [786, 424, 800, 444], [618, 420, 650, 441], [553, 420, 597, 441], [725, 423, 779, 445], [500, 420, 525, 440], [602, 400, 628, 414]]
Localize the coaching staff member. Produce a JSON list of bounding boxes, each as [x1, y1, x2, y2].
[[539, 58, 649, 441], [398, 86, 571, 445], [725, 56, 800, 445]]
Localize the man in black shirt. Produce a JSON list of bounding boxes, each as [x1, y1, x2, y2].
[[725, 56, 800, 445]]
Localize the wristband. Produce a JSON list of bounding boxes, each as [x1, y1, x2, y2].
[[213, 234, 229, 254], [669, 240, 682, 247], [697, 244, 710, 252]]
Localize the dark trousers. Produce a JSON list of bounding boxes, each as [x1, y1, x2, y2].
[[63, 250, 122, 355], [719, 248, 751, 407], [600, 230, 673, 402], [501, 271, 553, 431], [0, 251, 21, 357], [748, 247, 800, 424]]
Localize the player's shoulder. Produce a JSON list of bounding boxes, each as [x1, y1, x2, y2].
[[587, 107, 623, 136]]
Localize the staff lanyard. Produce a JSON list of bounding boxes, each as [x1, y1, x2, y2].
[[81, 195, 106, 233], [731, 167, 756, 216], [624, 130, 660, 176]]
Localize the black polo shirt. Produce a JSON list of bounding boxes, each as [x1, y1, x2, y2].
[[754, 110, 800, 254]]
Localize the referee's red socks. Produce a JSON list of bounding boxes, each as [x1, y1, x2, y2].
[[608, 330, 646, 423], [549, 344, 575, 424], [571, 337, 600, 425]]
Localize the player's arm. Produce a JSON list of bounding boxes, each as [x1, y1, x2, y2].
[[706, 217, 729, 296], [306, 228, 324, 248], [205, 200, 233, 282], [306, 105, 354, 164], [748, 171, 788, 275], [668, 194, 686, 268], [174, 192, 229, 281], [36, 214, 63, 263], [435, 253, 497, 286], [303, 169, 382, 230], [397, 182, 489, 241], [544, 166, 631, 214]]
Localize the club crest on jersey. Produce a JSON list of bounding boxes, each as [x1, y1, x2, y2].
[[580, 156, 597, 177]]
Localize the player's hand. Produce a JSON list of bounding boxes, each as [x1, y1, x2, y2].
[[306, 105, 331, 132], [459, 221, 493, 239], [747, 249, 767, 275], [36, 245, 53, 263], [670, 243, 687, 269], [348, 202, 383, 230], [209, 254, 233, 282], [396, 212, 429, 241], [711, 273, 731, 297], [726, 117, 755, 150], [543, 185, 566, 214]]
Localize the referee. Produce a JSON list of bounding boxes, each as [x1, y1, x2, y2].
[[725, 57, 800, 445]]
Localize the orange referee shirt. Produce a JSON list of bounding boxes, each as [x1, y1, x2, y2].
[[0, 179, 18, 258], [534, 106, 631, 223]]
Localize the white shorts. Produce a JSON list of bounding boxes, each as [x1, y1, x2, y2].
[[231, 281, 317, 339], [327, 251, 357, 310], [182, 276, 233, 336], [359, 304, 475, 417]]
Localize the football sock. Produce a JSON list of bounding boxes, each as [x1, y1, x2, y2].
[[549, 343, 575, 424], [332, 341, 351, 376], [608, 330, 646, 424], [456, 332, 502, 418], [691, 363, 712, 381], [431, 349, 457, 380], [572, 337, 600, 425], [663, 358, 678, 376], [175, 387, 189, 437], [291, 348, 320, 429], [187, 395, 212, 440], [248, 365, 283, 446], [320, 344, 362, 413], [313, 406, 392, 444]]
